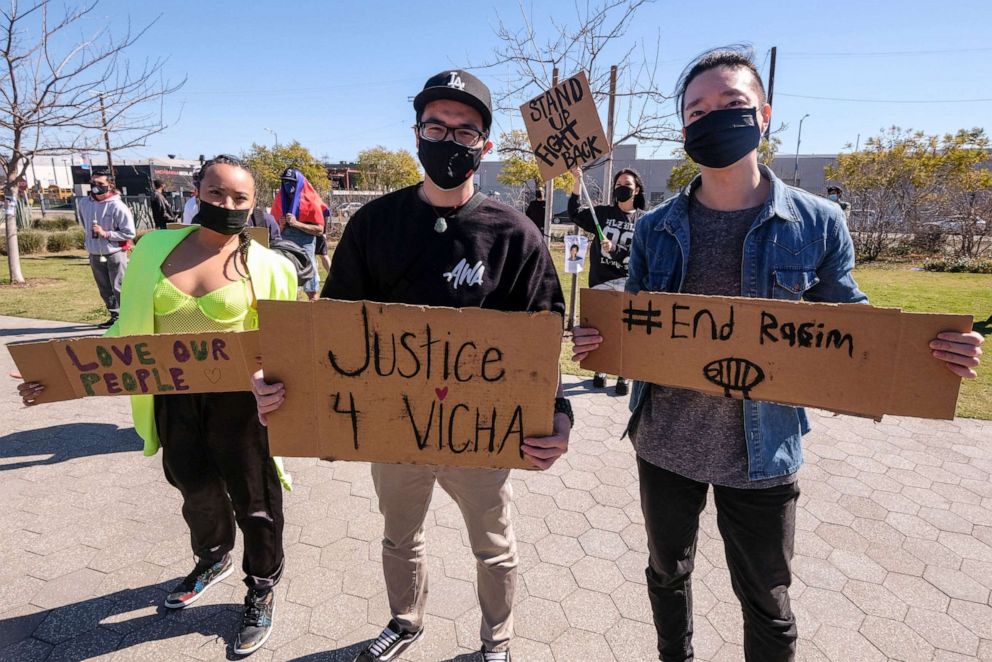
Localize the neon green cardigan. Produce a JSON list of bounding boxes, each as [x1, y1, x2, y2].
[[106, 226, 297, 490]]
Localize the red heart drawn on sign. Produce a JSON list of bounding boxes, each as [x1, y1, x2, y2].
[[435, 387, 448, 401]]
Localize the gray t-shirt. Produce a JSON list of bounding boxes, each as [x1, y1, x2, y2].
[[633, 195, 797, 488]]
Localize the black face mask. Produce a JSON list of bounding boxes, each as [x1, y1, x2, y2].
[[418, 139, 483, 190], [194, 199, 250, 235], [90, 184, 108, 197], [684, 107, 761, 169], [613, 185, 634, 203]]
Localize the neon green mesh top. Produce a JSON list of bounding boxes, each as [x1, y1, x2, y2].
[[153, 270, 253, 334]]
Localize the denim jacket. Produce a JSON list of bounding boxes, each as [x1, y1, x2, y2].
[[626, 165, 868, 481]]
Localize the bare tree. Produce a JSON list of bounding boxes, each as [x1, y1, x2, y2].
[[1, 0, 184, 283], [477, 0, 679, 190]]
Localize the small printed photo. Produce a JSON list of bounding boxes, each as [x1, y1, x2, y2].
[[564, 234, 589, 273]]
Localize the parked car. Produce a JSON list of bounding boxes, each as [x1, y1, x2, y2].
[[921, 215, 987, 234], [334, 202, 365, 221]]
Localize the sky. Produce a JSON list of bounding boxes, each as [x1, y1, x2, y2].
[[66, 0, 992, 164]]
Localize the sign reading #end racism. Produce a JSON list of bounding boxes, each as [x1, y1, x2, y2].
[[520, 71, 610, 182], [258, 299, 563, 470], [7, 331, 260, 404], [580, 289, 972, 421]]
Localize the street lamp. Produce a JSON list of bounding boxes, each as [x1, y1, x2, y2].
[[793, 114, 810, 187], [264, 128, 279, 148]]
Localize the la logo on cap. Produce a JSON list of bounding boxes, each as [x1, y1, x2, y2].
[[446, 72, 465, 91]]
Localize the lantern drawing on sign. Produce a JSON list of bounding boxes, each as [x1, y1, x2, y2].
[[703, 357, 765, 399]]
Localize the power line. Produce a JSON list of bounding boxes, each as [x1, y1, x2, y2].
[[777, 92, 992, 104], [788, 46, 992, 58]]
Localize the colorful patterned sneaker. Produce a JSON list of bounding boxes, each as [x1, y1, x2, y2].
[[481, 648, 511, 662], [163, 556, 234, 609], [354, 619, 424, 661], [234, 589, 275, 655]]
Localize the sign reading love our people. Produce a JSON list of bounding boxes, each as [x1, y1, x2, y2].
[[7, 331, 260, 404], [258, 299, 563, 470]]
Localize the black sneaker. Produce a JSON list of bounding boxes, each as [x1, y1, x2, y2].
[[96, 316, 118, 329], [355, 619, 424, 662], [614, 378, 629, 396], [163, 556, 234, 609], [592, 373, 606, 389], [481, 647, 511, 662], [234, 589, 275, 656]]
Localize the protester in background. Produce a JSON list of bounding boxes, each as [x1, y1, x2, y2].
[[181, 180, 199, 224], [525, 186, 545, 233], [568, 166, 647, 396], [21, 155, 299, 656], [150, 179, 176, 229], [826, 184, 850, 215], [571, 46, 984, 662], [248, 205, 282, 244], [77, 171, 136, 328], [252, 69, 571, 662], [315, 205, 332, 273], [271, 167, 324, 299]]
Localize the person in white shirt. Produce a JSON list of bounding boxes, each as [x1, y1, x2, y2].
[[181, 187, 199, 224], [76, 171, 136, 327]]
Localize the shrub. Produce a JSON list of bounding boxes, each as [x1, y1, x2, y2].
[[34, 217, 77, 232], [0, 229, 47, 255], [46, 231, 75, 253], [922, 257, 992, 274], [68, 227, 86, 249]]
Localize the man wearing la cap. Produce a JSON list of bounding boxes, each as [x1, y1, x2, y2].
[[251, 69, 571, 662]]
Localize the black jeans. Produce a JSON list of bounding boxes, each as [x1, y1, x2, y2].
[[637, 457, 799, 662], [155, 391, 285, 592]]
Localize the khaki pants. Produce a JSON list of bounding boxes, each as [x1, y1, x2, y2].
[[371, 463, 517, 652]]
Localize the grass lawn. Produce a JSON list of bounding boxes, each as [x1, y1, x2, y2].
[[3, 250, 990, 419]]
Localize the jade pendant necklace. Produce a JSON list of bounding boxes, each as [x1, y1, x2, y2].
[[421, 185, 471, 234]]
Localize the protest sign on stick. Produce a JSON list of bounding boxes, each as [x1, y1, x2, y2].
[[580, 289, 971, 420], [520, 71, 610, 182], [259, 299, 563, 470]]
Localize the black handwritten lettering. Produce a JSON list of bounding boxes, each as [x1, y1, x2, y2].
[[623, 300, 663, 335], [398, 332, 421, 378], [671, 304, 690, 339], [454, 342, 476, 382], [403, 394, 434, 450], [481, 348, 505, 382], [373, 332, 397, 377], [760, 311, 854, 357], [332, 392, 361, 450], [703, 357, 765, 399], [328, 304, 371, 377], [447, 404, 471, 453], [501, 406, 525, 458]]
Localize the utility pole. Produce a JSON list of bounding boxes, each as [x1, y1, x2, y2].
[[793, 113, 809, 187], [97, 93, 114, 175], [601, 65, 618, 197], [542, 67, 559, 246], [29, 159, 45, 217], [765, 46, 777, 140]]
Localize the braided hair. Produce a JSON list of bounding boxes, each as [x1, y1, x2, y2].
[[196, 154, 254, 278]]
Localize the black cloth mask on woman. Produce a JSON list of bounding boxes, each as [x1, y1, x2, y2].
[[613, 185, 634, 203], [683, 107, 761, 169], [194, 199, 250, 235], [418, 139, 483, 190]]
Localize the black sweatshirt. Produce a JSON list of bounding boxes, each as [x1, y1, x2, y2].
[[567, 193, 645, 287], [322, 185, 565, 316]]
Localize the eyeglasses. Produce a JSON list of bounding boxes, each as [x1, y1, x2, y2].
[[416, 121, 487, 148]]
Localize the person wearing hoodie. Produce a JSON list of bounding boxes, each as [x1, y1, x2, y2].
[[76, 171, 136, 328], [271, 167, 325, 299]]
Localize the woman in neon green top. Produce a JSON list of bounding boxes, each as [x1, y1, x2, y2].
[[22, 155, 297, 655]]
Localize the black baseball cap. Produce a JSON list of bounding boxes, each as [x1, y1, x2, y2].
[[280, 167, 298, 181], [414, 69, 492, 131]]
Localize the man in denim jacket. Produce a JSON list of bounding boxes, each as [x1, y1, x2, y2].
[[572, 46, 984, 662]]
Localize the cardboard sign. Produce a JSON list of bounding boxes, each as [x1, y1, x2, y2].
[[580, 289, 972, 420], [520, 71, 610, 181], [7, 331, 260, 404], [259, 299, 563, 469], [166, 223, 269, 247]]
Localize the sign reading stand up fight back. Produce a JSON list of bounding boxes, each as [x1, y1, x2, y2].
[[258, 299, 563, 470], [520, 71, 610, 181]]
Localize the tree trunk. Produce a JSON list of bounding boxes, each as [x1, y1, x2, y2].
[[4, 183, 25, 284]]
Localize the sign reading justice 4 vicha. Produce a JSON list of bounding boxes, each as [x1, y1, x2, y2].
[[520, 71, 610, 182], [259, 299, 563, 470], [7, 331, 260, 404], [580, 290, 972, 420]]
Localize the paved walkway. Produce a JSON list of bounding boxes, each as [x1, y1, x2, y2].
[[1, 315, 991, 661]]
